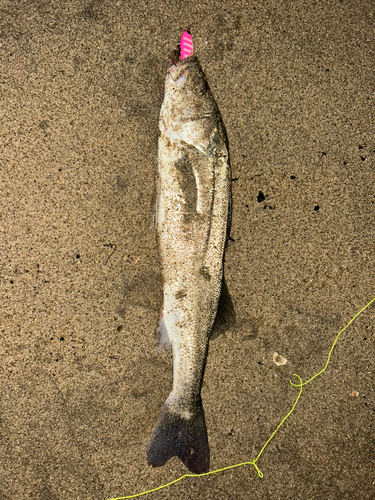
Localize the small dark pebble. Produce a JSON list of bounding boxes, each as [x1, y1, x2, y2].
[[257, 191, 265, 203]]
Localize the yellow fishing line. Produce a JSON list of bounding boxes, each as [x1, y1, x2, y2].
[[291, 296, 375, 387], [107, 295, 375, 500]]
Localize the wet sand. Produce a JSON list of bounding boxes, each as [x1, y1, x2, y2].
[[1, 1, 374, 499]]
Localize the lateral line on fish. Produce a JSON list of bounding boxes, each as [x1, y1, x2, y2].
[[105, 294, 375, 500], [202, 162, 216, 259], [179, 113, 215, 122]]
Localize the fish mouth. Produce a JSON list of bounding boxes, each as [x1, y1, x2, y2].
[[168, 48, 180, 67], [167, 52, 197, 84], [168, 50, 195, 68]]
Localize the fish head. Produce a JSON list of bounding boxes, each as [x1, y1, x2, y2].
[[161, 53, 219, 156], [167, 56, 207, 94]]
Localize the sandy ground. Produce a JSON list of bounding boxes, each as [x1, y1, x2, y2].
[[1, 0, 375, 499]]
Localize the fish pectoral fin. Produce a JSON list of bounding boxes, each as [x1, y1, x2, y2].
[[147, 399, 209, 474], [211, 276, 236, 339]]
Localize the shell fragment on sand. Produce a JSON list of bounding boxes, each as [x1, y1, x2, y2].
[[273, 352, 287, 366]]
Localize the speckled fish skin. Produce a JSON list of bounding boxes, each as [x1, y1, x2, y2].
[[147, 52, 232, 474]]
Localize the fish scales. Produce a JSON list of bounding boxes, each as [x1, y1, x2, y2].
[[147, 36, 232, 474]]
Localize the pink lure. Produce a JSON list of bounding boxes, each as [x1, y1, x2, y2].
[[180, 30, 194, 60]]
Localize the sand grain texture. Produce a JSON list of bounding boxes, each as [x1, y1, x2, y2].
[[1, 1, 374, 499]]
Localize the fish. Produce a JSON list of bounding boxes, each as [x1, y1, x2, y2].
[[147, 30, 234, 474]]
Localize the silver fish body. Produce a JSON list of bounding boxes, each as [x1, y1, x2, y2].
[[147, 53, 232, 473]]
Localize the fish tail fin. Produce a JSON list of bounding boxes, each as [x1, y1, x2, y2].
[[147, 398, 209, 473]]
